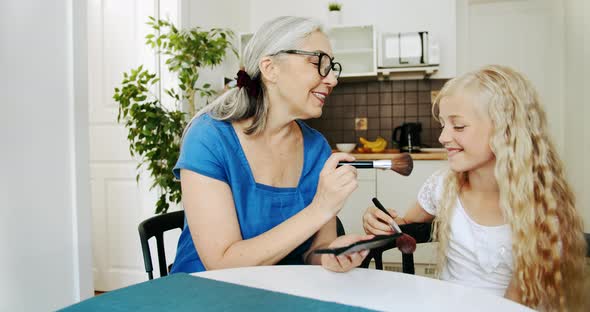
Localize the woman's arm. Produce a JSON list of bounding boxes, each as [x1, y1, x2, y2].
[[363, 202, 435, 235], [181, 153, 358, 270], [303, 217, 337, 265]]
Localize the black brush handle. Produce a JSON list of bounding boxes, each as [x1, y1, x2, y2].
[[372, 197, 403, 233], [372, 197, 392, 218], [337, 161, 374, 168]]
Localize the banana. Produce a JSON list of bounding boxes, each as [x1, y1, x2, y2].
[[359, 136, 381, 148], [369, 138, 387, 152], [359, 137, 371, 146], [358, 136, 388, 152]]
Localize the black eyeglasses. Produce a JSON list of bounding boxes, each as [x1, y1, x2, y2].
[[272, 49, 342, 79]]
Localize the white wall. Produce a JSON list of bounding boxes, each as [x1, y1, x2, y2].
[[0, 0, 93, 310], [181, 0, 251, 93], [563, 0, 590, 230], [247, 0, 457, 78]]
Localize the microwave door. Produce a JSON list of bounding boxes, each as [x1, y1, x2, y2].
[[400, 32, 422, 65]]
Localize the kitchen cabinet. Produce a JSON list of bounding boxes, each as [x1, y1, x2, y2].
[[326, 24, 377, 79], [238, 26, 378, 79], [337, 160, 446, 267], [337, 169, 377, 236], [245, 0, 456, 78], [238, 24, 439, 81]]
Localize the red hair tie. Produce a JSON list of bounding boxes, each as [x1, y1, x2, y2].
[[236, 70, 260, 98]]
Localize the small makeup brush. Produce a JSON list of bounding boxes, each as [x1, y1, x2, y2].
[[337, 153, 414, 176], [372, 197, 403, 234], [372, 197, 417, 254]]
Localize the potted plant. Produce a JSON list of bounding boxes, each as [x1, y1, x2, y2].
[[113, 17, 236, 214], [328, 2, 342, 24]]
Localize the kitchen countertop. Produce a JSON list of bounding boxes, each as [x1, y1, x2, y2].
[[333, 149, 447, 160]]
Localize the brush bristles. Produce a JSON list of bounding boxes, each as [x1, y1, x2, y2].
[[391, 153, 413, 176]]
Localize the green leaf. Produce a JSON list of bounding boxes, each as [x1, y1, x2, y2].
[[113, 16, 236, 214]]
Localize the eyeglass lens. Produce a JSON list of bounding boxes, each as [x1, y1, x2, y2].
[[319, 54, 341, 78]]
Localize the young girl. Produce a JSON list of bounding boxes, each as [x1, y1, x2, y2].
[[359, 65, 587, 310]]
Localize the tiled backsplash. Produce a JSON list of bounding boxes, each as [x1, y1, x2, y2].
[[305, 79, 449, 149]]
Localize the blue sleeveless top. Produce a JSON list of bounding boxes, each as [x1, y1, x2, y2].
[[170, 113, 331, 273]]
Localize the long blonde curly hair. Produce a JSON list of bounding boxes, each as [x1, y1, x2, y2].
[[431, 65, 587, 311]]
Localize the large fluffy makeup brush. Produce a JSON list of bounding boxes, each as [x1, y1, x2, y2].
[[337, 153, 414, 176]]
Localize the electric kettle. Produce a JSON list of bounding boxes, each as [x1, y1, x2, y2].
[[392, 122, 422, 152]]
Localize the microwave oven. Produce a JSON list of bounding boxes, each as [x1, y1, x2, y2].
[[378, 31, 438, 68]]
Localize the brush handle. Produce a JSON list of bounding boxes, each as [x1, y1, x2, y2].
[[337, 161, 374, 168], [372, 197, 391, 217], [372, 197, 403, 233], [337, 160, 392, 169]]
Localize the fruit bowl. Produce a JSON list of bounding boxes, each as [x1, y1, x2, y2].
[[336, 143, 356, 153]]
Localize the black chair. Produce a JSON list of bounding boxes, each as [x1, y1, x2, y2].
[[585, 232, 590, 258], [336, 216, 345, 237], [360, 225, 590, 274], [360, 222, 432, 274], [138, 210, 185, 279]]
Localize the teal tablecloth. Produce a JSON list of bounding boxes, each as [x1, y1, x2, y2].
[[60, 273, 374, 311]]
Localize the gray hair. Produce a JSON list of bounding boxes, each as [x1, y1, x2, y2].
[[193, 16, 324, 135]]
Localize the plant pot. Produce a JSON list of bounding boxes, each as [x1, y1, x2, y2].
[[328, 11, 342, 25]]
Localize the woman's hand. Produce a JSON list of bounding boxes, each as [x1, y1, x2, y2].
[[312, 153, 358, 217], [320, 234, 373, 273], [362, 206, 404, 235]]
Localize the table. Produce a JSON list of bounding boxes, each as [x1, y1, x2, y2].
[[195, 265, 533, 311], [60, 265, 533, 311]]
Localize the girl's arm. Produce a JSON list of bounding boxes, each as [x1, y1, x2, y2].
[[402, 202, 436, 223], [363, 202, 435, 235]]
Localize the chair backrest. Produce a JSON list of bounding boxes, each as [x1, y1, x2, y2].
[[336, 216, 345, 237], [138, 210, 185, 279], [359, 222, 432, 274]]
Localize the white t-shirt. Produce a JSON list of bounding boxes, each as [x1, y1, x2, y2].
[[418, 170, 513, 297]]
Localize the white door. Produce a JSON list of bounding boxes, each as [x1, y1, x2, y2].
[[456, 0, 565, 151], [88, 0, 181, 291]]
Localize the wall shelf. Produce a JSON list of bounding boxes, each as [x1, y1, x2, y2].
[[377, 65, 439, 80]]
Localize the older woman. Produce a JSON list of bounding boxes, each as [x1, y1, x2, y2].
[[171, 16, 370, 273]]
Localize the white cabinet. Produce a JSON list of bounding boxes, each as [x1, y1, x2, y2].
[[327, 25, 377, 78], [376, 160, 445, 216], [337, 161, 446, 266], [337, 169, 376, 236], [238, 25, 378, 79]]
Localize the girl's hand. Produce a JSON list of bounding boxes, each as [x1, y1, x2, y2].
[[362, 206, 403, 235], [312, 153, 358, 217], [320, 234, 373, 273]]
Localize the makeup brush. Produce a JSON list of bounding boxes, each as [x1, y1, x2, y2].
[[372, 197, 403, 234], [337, 153, 413, 176], [372, 197, 417, 254]]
